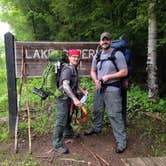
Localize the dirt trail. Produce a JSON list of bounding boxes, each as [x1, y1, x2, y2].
[[29, 129, 150, 166]]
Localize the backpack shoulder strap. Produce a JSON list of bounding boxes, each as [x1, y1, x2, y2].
[[64, 64, 77, 74], [96, 49, 119, 71], [96, 50, 102, 64], [109, 48, 119, 71], [111, 47, 128, 72], [96, 48, 123, 72], [56, 62, 67, 88]]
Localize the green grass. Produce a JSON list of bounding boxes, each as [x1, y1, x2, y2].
[[0, 57, 8, 112], [128, 113, 166, 156], [0, 152, 38, 166], [0, 126, 9, 143], [0, 111, 8, 117]]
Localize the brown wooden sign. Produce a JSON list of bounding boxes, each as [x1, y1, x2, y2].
[[5, 32, 99, 136], [15, 41, 99, 77]]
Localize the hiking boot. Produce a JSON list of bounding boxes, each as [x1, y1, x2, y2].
[[64, 132, 80, 138], [63, 133, 74, 138], [115, 146, 126, 153], [54, 146, 69, 154], [84, 128, 101, 136]]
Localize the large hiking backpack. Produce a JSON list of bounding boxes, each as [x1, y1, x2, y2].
[[96, 37, 132, 76], [33, 50, 67, 100]]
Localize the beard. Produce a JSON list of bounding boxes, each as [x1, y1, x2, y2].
[[101, 43, 110, 50]]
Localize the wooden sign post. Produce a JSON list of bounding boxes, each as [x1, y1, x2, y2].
[[5, 32, 17, 137]]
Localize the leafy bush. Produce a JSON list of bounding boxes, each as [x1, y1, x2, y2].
[[0, 126, 9, 142], [128, 85, 166, 113], [0, 57, 8, 112]]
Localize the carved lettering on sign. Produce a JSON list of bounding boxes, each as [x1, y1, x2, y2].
[[24, 49, 97, 60]]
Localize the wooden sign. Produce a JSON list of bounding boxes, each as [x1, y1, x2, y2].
[[15, 41, 99, 77], [5, 32, 99, 136]]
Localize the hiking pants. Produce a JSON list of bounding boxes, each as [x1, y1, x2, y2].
[[52, 98, 73, 148], [92, 90, 126, 149]]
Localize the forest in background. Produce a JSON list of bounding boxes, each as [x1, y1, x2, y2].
[[0, 0, 166, 97], [0, 0, 165, 42]]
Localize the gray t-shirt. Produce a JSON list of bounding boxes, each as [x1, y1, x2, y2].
[[91, 49, 127, 91], [59, 65, 79, 95]]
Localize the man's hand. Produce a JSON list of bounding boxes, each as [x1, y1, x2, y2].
[[94, 80, 101, 89], [101, 75, 109, 83], [101, 68, 128, 83], [78, 84, 88, 96], [73, 98, 82, 107]]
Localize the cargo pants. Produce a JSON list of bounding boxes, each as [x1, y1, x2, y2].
[[92, 90, 126, 149], [52, 97, 74, 148]]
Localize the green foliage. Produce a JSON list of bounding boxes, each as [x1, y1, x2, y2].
[[128, 85, 166, 113], [0, 38, 5, 57], [0, 57, 8, 112], [17, 78, 43, 107], [0, 0, 165, 57], [128, 113, 166, 156], [0, 126, 9, 143], [0, 1, 33, 40], [0, 111, 8, 117], [80, 78, 94, 107], [0, 153, 38, 166], [0, 0, 162, 43], [0, 0, 165, 54], [31, 111, 55, 136]]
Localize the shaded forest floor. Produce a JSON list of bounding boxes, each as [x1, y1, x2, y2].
[[0, 114, 166, 166]]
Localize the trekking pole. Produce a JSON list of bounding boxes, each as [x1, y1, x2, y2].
[[23, 47, 32, 154], [24, 78, 32, 154], [14, 46, 25, 153]]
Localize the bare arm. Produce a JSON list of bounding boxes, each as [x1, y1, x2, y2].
[[101, 68, 128, 83], [91, 68, 100, 89], [63, 80, 82, 107], [78, 84, 88, 95]]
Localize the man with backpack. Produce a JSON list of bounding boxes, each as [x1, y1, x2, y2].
[[84, 32, 128, 153], [52, 49, 88, 154]]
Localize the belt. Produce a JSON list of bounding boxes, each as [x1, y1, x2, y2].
[[101, 81, 121, 88]]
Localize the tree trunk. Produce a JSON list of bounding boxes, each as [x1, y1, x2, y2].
[[147, 1, 159, 102]]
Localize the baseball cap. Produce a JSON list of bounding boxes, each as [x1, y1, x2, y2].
[[100, 32, 111, 40], [68, 49, 80, 57]]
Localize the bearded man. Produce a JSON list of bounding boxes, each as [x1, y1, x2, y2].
[[84, 32, 128, 153]]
